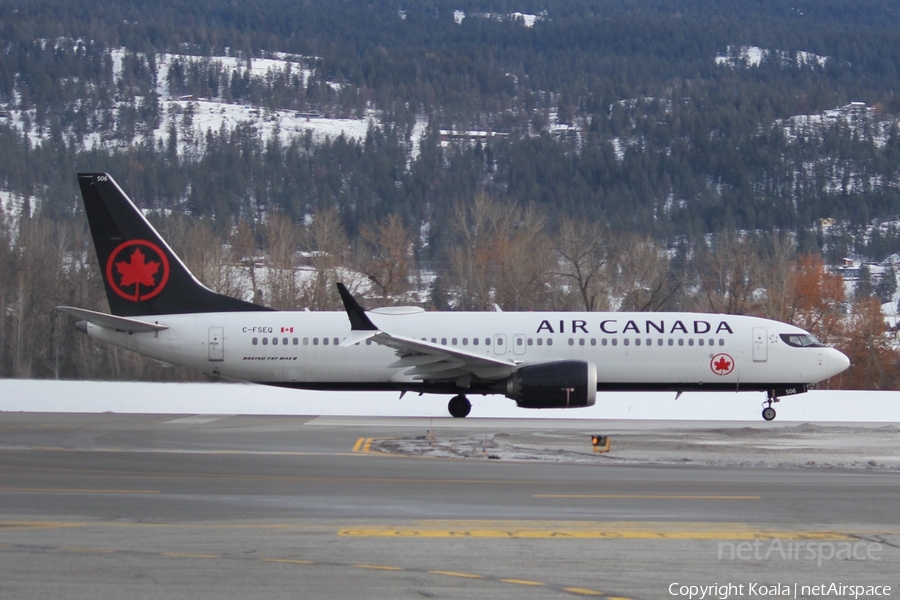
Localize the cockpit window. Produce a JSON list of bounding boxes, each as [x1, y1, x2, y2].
[[780, 333, 826, 348]]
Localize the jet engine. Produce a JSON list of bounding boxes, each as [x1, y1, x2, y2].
[[505, 361, 597, 409]]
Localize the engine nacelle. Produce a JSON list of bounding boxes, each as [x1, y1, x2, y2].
[[505, 361, 597, 409]]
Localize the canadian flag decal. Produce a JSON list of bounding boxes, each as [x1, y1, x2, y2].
[[281, 327, 294, 333]]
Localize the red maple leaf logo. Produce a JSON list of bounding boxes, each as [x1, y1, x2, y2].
[[106, 240, 170, 302], [710, 353, 735, 375], [115, 248, 160, 290]]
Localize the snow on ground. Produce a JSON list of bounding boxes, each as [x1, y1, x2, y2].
[[154, 97, 375, 152], [1, 379, 899, 422], [715, 45, 829, 68], [12, 48, 376, 155], [453, 11, 541, 27]]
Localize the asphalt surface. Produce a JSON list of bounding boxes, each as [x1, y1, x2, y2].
[[0, 413, 898, 599]]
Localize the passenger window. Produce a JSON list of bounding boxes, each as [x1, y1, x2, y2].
[[591, 339, 596, 346], [452, 338, 458, 345], [698, 339, 704, 346], [293, 338, 298, 345], [657, 339, 663, 346], [547, 338, 553, 346], [262, 338, 269, 345], [252, 337, 258, 345], [463, 338, 468, 345], [568, 338, 574, 346], [719, 339, 725, 346], [527, 338, 533, 346], [474, 338, 479, 345], [678, 339, 684, 346], [537, 338, 543, 346], [366, 339, 372, 345], [611, 338, 617, 346], [688, 339, 694, 346], [668, 339, 673, 346], [624, 339, 630, 346], [485, 338, 491, 345], [273, 337, 279, 345], [283, 338, 288, 345], [579, 338, 585, 346], [313, 338, 319, 345], [709, 338, 714, 346], [333, 338, 339, 345], [323, 338, 329, 345], [602, 338, 608, 346], [517, 338, 523, 346], [441, 338, 447, 345], [635, 339, 641, 346]]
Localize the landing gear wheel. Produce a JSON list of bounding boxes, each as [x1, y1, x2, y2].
[[448, 394, 471, 418], [762, 406, 777, 421]]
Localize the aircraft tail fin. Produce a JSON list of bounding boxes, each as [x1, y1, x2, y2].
[[77, 173, 271, 316]]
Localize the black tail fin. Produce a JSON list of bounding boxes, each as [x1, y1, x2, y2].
[[78, 173, 271, 316]]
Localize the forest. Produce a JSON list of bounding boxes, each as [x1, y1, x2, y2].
[[2, 0, 900, 387]]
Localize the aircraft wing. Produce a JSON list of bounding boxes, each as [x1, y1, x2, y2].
[[336, 284, 517, 383]]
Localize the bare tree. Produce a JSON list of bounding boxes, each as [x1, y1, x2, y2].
[[613, 233, 681, 312], [448, 193, 554, 310], [552, 217, 613, 311], [696, 232, 762, 315], [448, 192, 516, 310], [261, 212, 301, 310], [299, 207, 357, 310], [757, 234, 797, 321], [358, 213, 414, 304]]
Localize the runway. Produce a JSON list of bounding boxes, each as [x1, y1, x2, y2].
[[0, 413, 897, 599]]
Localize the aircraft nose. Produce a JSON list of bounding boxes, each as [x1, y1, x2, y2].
[[828, 348, 851, 377]]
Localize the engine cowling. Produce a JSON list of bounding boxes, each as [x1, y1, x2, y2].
[[505, 361, 597, 409]]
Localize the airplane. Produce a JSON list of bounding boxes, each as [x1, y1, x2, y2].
[[59, 173, 851, 421]]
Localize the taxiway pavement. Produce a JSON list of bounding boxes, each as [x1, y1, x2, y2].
[[0, 413, 897, 599]]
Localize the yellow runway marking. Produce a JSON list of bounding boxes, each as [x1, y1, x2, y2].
[[0, 521, 89, 530], [500, 578, 545, 586], [0, 487, 159, 494], [428, 570, 484, 579], [564, 587, 607, 596], [535, 494, 760, 500], [351, 437, 393, 453], [162, 552, 220, 559], [339, 528, 851, 540], [354, 564, 405, 571], [263, 558, 316, 565]]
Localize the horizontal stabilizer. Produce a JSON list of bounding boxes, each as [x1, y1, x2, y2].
[[57, 306, 169, 333]]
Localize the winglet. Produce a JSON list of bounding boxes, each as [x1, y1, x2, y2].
[[336, 283, 378, 331]]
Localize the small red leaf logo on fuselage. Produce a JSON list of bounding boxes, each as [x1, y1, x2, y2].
[[710, 353, 735, 376], [107, 240, 170, 302]]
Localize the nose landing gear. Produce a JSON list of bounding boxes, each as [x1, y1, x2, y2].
[[448, 394, 471, 418], [762, 391, 780, 421]]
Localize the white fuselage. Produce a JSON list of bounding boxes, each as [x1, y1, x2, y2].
[[84, 309, 849, 393]]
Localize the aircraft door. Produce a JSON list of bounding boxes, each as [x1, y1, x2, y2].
[[513, 334, 527, 356], [493, 334, 507, 355], [752, 327, 767, 362], [209, 326, 224, 361]]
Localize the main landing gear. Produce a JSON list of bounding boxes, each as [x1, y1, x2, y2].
[[448, 394, 471, 418], [762, 391, 780, 421]]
